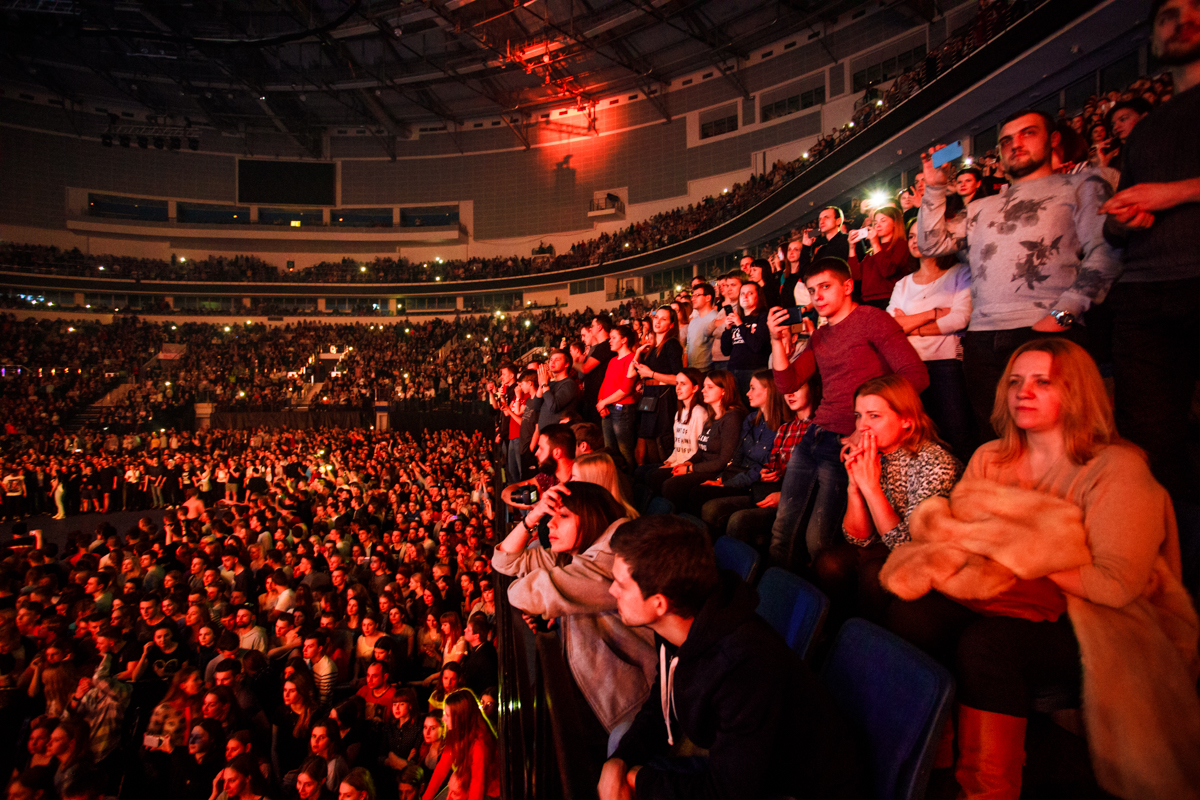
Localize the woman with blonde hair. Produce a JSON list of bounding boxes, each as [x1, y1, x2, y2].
[[818, 374, 962, 620], [570, 452, 638, 519], [885, 339, 1199, 799]]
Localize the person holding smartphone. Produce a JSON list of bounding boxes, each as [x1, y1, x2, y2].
[[720, 279, 773, 400], [847, 206, 913, 310]]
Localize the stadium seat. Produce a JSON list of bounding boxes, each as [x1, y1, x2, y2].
[[713, 535, 760, 583], [755, 567, 829, 659], [643, 496, 675, 516], [821, 618, 955, 800]]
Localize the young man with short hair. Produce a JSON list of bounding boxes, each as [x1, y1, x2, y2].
[[709, 272, 745, 369], [302, 629, 338, 708], [686, 283, 720, 373], [600, 515, 865, 800], [531, 349, 581, 431], [767, 257, 928, 571]]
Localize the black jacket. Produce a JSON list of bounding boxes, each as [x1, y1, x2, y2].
[[612, 572, 866, 800]]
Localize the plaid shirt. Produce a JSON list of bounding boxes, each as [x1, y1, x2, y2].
[[68, 654, 131, 762], [765, 416, 813, 475]]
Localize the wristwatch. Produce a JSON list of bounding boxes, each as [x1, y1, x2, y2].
[[1048, 309, 1076, 328]]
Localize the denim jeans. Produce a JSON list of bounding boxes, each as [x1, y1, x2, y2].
[[768, 424, 848, 571], [506, 438, 524, 484], [602, 404, 637, 472]]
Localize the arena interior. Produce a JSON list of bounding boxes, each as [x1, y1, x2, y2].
[[1, 1, 1198, 799]]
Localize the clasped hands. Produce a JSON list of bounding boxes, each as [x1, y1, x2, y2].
[[841, 429, 881, 492]]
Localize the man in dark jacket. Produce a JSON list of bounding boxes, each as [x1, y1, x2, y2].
[[600, 515, 865, 800]]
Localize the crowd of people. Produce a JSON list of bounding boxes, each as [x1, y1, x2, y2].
[[0, 425, 505, 800], [1, 2, 1197, 799], [480, 11, 1200, 797]]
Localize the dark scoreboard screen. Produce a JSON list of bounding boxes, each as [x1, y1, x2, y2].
[[237, 160, 336, 206]]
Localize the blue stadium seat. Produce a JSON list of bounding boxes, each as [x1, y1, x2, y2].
[[755, 567, 829, 659], [643, 496, 675, 516], [821, 619, 955, 800], [713, 535, 760, 583]]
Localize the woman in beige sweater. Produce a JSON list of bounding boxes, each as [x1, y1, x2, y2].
[[490, 481, 656, 760], [949, 338, 1193, 799]]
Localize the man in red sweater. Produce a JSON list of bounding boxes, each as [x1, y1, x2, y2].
[[766, 257, 928, 571]]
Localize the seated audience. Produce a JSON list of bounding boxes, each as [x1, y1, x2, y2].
[[648, 371, 748, 507]]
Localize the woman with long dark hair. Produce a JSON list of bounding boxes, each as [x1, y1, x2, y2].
[[271, 672, 317, 781], [631, 307, 684, 465], [694, 369, 792, 524], [492, 482, 656, 760], [651, 370, 749, 508], [661, 367, 709, 469]]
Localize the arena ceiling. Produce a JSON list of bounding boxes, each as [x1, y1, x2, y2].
[[0, 0, 921, 157]]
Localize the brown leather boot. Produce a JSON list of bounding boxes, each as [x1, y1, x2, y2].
[[955, 704, 1027, 799]]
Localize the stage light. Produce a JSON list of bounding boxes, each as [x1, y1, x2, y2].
[[869, 191, 888, 207], [137, 135, 148, 148], [153, 136, 164, 149], [188, 137, 199, 151]]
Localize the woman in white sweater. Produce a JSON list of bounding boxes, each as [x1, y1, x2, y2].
[[661, 367, 709, 469], [888, 223, 974, 459]]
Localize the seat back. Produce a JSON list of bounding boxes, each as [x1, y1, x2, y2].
[[643, 495, 675, 516], [713, 536, 760, 583], [755, 567, 829, 659], [820, 619, 954, 800]]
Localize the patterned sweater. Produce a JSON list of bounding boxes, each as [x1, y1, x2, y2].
[[845, 442, 962, 550], [917, 173, 1122, 331]]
